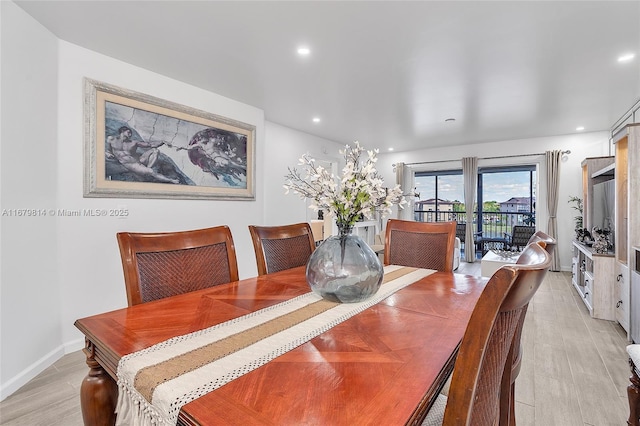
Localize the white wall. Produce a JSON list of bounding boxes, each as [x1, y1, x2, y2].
[[377, 132, 613, 271], [0, 4, 346, 399], [1, 1, 61, 400], [263, 122, 343, 226]]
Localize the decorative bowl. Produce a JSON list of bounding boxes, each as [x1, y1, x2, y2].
[[491, 249, 521, 260]]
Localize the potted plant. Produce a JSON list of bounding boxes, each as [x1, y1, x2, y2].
[[568, 196, 584, 241]]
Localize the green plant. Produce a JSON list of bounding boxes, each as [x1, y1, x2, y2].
[[568, 196, 583, 236]]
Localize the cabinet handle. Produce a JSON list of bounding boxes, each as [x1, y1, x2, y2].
[[617, 274, 623, 282], [617, 300, 623, 308], [584, 291, 589, 298]]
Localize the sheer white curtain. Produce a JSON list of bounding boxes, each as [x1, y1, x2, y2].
[[462, 157, 478, 262], [546, 150, 561, 271]]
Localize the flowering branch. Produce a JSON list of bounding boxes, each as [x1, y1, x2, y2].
[[284, 141, 406, 228]]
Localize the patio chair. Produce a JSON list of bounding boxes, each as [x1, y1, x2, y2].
[[455, 223, 466, 244], [457, 222, 483, 255], [504, 225, 536, 251]]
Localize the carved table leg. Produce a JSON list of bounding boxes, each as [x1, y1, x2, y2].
[[80, 339, 118, 426], [628, 358, 640, 426]]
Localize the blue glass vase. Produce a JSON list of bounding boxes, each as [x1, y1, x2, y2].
[[306, 223, 383, 303]]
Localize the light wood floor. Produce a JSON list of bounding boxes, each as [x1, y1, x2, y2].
[[0, 263, 632, 425]]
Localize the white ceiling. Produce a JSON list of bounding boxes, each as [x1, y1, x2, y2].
[[15, 1, 640, 153]]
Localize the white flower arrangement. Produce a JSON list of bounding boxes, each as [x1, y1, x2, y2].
[[284, 141, 406, 231]]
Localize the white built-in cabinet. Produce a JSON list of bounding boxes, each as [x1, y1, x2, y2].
[[572, 241, 615, 320], [572, 157, 616, 320], [613, 124, 640, 342]]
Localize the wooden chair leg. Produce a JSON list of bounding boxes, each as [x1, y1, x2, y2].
[[629, 358, 640, 426], [500, 316, 525, 426], [498, 375, 517, 426], [499, 374, 511, 426], [509, 384, 516, 426], [500, 346, 516, 426]]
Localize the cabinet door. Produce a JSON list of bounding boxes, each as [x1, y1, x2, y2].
[[578, 252, 587, 288], [571, 256, 579, 286], [616, 262, 630, 334], [583, 271, 594, 313]]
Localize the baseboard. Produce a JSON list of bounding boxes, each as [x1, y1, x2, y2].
[[64, 337, 85, 354], [0, 338, 84, 401]]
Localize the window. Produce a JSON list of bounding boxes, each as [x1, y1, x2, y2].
[[414, 171, 464, 223]]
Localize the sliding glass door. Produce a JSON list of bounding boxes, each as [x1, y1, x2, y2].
[[476, 166, 536, 239], [414, 165, 537, 237]]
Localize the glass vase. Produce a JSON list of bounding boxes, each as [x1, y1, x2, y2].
[[306, 223, 383, 303]]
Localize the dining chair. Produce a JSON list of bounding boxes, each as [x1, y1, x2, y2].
[[627, 345, 640, 426], [527, 230, 557, 253], [384, 219, 456, 272], [499, 232, 556, 426], [422, 242, 551, 426], [248, 222, 316, 276], [116, 225, 239, 306]]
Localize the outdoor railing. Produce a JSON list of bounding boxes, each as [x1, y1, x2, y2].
[[413, 210, 536, 240]]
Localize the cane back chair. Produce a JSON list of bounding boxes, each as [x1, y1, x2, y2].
[[384, 219, 456, 272], [499, 230, 556, 425], [116, 226, 239, 306], [423, 243, 551, 425], [248, 223, 316, 276]]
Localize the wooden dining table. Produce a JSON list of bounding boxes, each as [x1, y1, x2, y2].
[[75, 266, 487, 426]]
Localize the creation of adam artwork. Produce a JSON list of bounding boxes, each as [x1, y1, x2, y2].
[[105, 101, 248, 189]]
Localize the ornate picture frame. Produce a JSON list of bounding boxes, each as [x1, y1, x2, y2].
[[83, 78, 255, 200]]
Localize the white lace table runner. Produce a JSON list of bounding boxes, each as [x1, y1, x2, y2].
[[115, 265, 435, 426]]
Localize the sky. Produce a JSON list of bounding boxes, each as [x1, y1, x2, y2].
[[415, 171, 536, 203]]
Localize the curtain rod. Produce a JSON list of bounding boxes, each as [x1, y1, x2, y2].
[[393, 150, 571, 167]]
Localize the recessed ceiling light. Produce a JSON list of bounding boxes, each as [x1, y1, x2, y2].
[[312, 117, 320, 123], [297, 47, 311, 56], [388, 148, 394, 151], [618, 53, 635, 62], [576, 126, 585, 131]]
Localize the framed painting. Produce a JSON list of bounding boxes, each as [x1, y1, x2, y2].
[[83, 78, 255, 200]]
